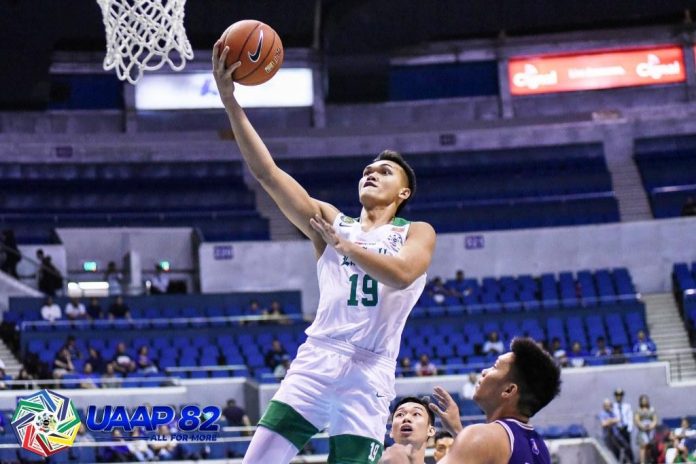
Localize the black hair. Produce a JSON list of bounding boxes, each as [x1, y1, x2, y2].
[[434, 430, 453, 441], [392, 396, 435, 426], [508, 337, 561, 418], [373, 149, 416, 216]]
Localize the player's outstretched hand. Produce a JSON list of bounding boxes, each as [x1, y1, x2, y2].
[[429, 386, 464, 436], [212, 40, 241, 106], [379, 444, 415, 464], [310, 214, 349, 254]]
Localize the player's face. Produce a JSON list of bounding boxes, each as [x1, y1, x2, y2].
[[473, 352, 514, 410], [358, 161, 410, 207], [434, 436, 454, 462], [390, 402, 433, 447]]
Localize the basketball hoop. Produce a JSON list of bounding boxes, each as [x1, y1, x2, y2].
[[96, 0, 194, 85]]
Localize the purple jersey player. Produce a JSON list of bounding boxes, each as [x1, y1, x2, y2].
[[422, 337, 561, 464]]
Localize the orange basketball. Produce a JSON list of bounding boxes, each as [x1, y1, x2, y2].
[[219, 20, 284, 86]]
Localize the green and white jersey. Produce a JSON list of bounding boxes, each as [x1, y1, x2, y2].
[[306, 213, 427, 360]]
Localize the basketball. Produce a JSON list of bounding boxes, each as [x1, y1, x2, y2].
[[219, 19, 284, 86]]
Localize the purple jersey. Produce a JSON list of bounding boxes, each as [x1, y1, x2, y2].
[[495, 418, 551, 464]]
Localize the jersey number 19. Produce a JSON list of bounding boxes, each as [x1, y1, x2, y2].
[[347, 274, 378, 307]]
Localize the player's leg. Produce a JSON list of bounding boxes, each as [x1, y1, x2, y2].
[[328, 355, 395, 464], [243, 341, 340, 463], [242, 418, 309, 464]]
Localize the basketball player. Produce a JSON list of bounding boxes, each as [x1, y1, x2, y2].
[[426, 337, 561, 464], [212, 44, 436, 464], [380, 397, 435, 464]]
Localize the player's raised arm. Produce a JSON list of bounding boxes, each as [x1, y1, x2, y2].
[[212, 41, 337, 252]]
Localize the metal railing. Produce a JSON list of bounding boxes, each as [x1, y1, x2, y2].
[[19, 312, 305, 331]]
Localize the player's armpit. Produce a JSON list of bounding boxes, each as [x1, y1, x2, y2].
[[441, 424, 509, 464]]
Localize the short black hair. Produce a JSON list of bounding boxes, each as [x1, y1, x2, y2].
[[508, 337, 561, 418], [392, 396, 435, 426], [434, 430, 453, 442], [373, 149, 416, 216]]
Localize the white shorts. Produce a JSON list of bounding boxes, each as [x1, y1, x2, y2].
[[259, 336, 396, 463]]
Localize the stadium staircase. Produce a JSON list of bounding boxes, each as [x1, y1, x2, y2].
[[607, 160, 652, 222], [644, 293, 696, 381], [0, 339, 22, 379]]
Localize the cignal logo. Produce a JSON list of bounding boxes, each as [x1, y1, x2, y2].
[[636, 53, 682, 80], [512, 64, 558, 90], [11, 390, 81, 457]]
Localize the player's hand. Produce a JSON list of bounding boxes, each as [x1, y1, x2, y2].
[[429, 386, 463, 435], [309, 214, 351, 254], [379, 444, 415, 464], [212, 40, 241, 105]]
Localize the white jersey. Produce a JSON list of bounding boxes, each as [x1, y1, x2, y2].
[[305, 213, 427, 360]]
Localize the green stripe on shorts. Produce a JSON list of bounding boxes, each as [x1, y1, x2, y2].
[[329, 434, 383, 464], [257, 400, 319, 450]]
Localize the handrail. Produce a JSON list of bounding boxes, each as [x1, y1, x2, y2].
[[0, 241, 67, 287], [651, 184, 696, 194], [19, 313, 304, 331]]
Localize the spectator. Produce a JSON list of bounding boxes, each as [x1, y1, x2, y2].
[[426, 276, 451, 304], [150, 424, 178, 460], [108, 296, 131, 320], [398, 357, 415, 378], [101, 363, 122, 388], [415, 353, 437, 377], [634, 394, 658, 464], [86, 347, 105, 374], [38, 255, 63, 296], [446, 269, 472, 298], [64, 297, 87, 320], [79, 363, 99, 389], [568, 341, 587, 368], [266, 300, 291, 325], [136, 345, 158, 374], [0, 229, 21, 278], [104, 261, 124, 296], [63, 335, 82, 360], [222, 399, 252, 428], [52, 347, 74, 379], [681, 196, 696, 217], [675, 417, 696, 440], [0, 368, 7, 390], [243, 299, 266, 325], [461, 372, 478, 400], [593, 336, 612, 358], [433, 430, 454, 463], [609, 345, 628, 365], [612, 388, 635, 463], [12, 368, 36, 390], [264, 339, 288, 370], [633, 330, 657, 357], [599, 398, 632, 463], [102, 429, 133, 462], [274, 355, 291, 379], [112, 342, 135, 374], [127, 427, 156, 462], [40, 296, 62, 323], [86, 297, 103, 320], [482, 331, 504, 356], [550, 337, 568, 367], [150, 263, 169, 295]]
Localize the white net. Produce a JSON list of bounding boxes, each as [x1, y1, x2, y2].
[[96, 0, 194, 84]]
